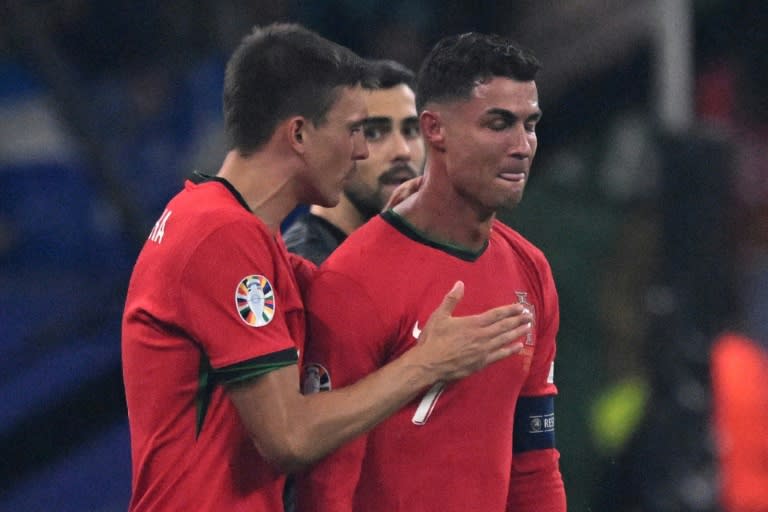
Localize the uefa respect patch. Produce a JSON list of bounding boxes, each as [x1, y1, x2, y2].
[[235, 275, 275, 327]]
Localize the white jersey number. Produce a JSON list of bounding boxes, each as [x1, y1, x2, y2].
[[411, 381, 446, 425]]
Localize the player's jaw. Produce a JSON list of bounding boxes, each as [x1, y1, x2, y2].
[[327, 161, 361, 206], [494, 170, 528, 209]]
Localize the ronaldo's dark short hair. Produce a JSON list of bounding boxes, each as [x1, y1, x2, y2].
[[416, 32, 541, 112], [223, 23, 369, 155]]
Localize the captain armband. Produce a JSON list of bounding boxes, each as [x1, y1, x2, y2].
[[513, 395, 556, 453]]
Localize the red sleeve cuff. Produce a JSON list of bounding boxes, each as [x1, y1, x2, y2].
[[506, 448, 566, 512]]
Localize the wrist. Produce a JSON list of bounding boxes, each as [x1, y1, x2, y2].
[[397, 344, 440, 390]]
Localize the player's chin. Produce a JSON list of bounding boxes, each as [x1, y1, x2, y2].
[[311, 185, 343, 208], [499, 192, 524, 210]]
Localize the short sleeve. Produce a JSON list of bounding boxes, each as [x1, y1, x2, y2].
[[521, 258, 559, 397], [181, 219, 298, 369]]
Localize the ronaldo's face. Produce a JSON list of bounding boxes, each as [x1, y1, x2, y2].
[[439, 77, 541, 215], [343, 84, 425, 219]]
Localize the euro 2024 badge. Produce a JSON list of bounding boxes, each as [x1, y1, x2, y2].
[[236, 275, 275, 327]]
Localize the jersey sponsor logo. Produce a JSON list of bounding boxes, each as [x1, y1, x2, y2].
[[412, 321, 422, 340], [302, 363, 331, 394], [515, 291, 535, 346], [235, 275, 275, 327]]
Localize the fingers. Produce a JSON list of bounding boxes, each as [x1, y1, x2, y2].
[[433, 282, 529, 329], [485, 342, 524, 367], [472, 303, 529, 328], [468, 310, 531, 369], [490, 319, 531, 351], [416, 282, 535, 381], [383, 176, 423, 210], [479, 318, 531, 368], [432, 280, 464, 320]]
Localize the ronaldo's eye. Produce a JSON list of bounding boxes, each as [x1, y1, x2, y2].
[[488, 119, 510, 131]]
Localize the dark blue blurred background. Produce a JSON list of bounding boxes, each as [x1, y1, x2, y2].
[[1, 1, 766, 510]]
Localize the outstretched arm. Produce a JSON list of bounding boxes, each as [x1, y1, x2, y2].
[[229, 281, 531, 473]]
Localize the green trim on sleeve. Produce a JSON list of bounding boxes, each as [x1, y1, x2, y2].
[[213, 348, 299, 386], [195, 348, 299, 437], [196, 353, 215, 438]]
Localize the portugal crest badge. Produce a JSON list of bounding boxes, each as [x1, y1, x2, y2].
[[515, 291, 536, 346]]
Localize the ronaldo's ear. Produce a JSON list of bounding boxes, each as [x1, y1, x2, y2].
[[420, 110, 445, 151], [286, 117, 306, 154]]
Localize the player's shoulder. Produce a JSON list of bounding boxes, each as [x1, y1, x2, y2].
[[324, 215, 393, 266], [181, 181, 269, 234], [491, 219, 549, 264], [147, 187, 272, 277], [312, 216, 397, 296]]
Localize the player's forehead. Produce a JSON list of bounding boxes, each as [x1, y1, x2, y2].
[[468, 77, 540, 117], [327, 84, 368, 124], [364, 84, 417, 120]]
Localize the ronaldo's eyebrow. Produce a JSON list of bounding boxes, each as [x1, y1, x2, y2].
[[487, 107, 543, 123]]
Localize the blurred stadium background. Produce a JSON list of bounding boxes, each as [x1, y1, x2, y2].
[[1, 1, 765, 510]]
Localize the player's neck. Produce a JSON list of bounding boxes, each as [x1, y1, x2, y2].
[[394, 178, 495, 253], [310, 195, 366, 236], [217, 149, 299, 234]]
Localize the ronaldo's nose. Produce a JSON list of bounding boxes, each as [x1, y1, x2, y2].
[[509, 124, 532, 159]]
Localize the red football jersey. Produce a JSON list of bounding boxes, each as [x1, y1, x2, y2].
[[711, 333, 768, 511], [297, 212, 565, 512], [122, 176, 305, 511]]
